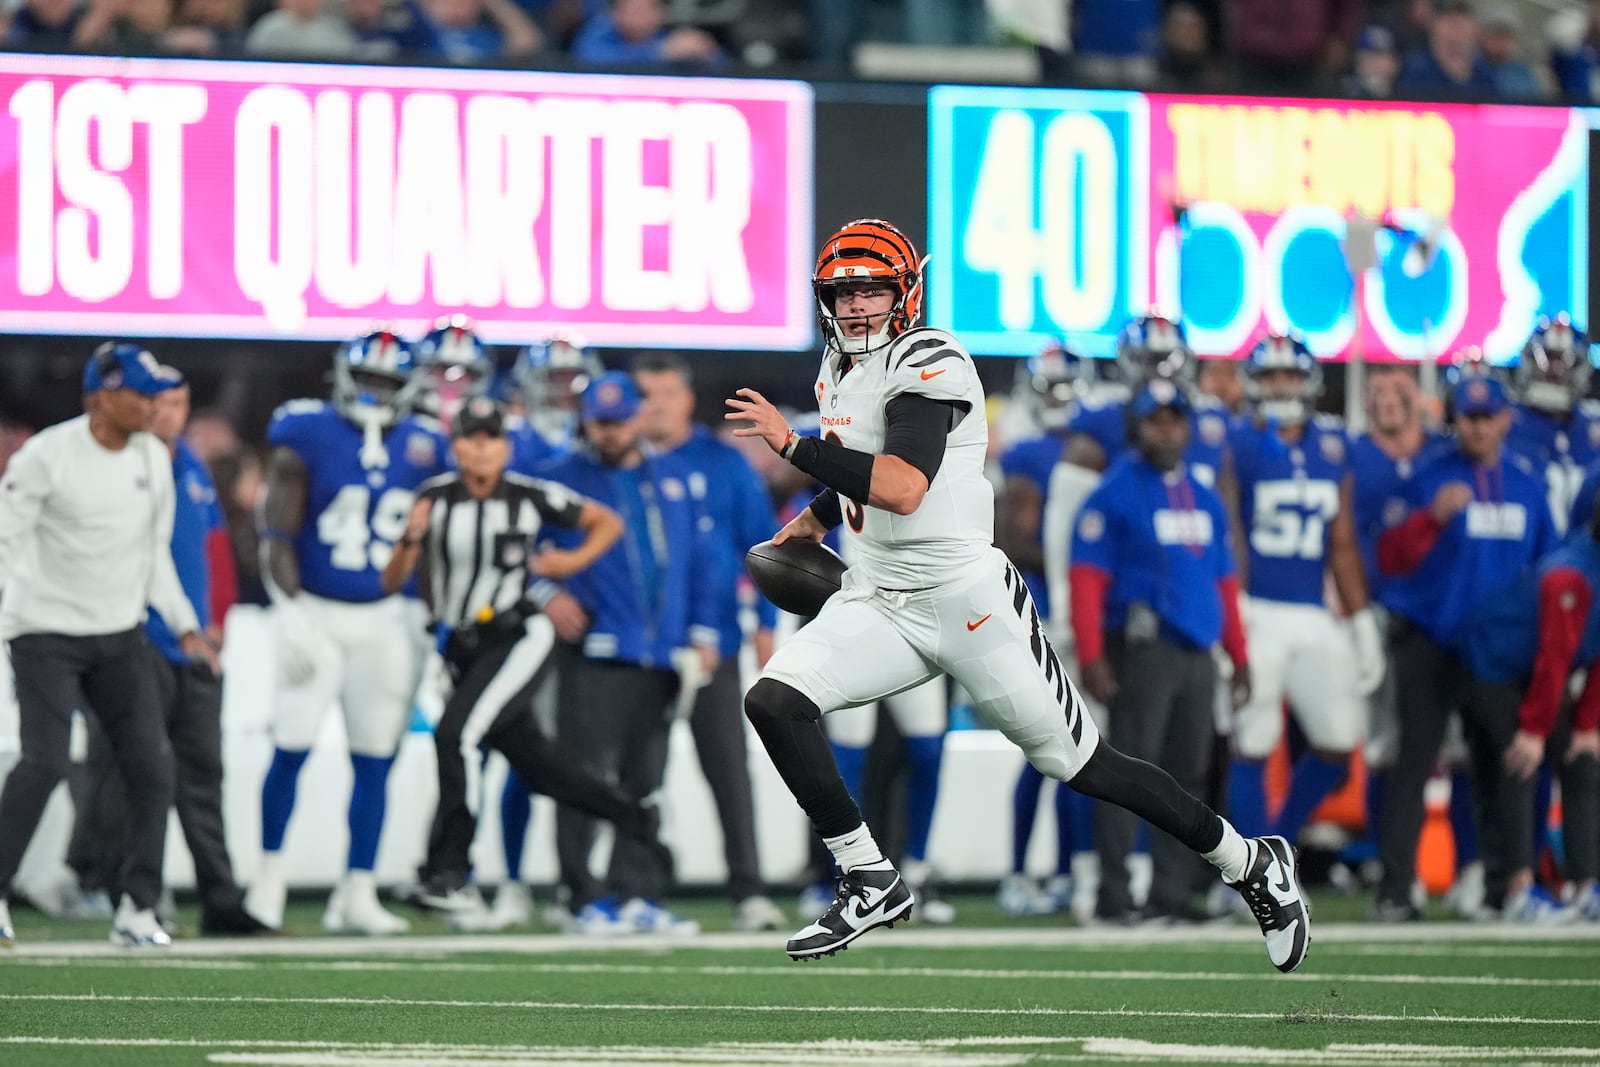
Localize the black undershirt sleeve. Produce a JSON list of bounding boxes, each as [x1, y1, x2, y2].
[[808, 489, 843, 530], [882, 392, 967, 485], [785, 393, 967, 502]]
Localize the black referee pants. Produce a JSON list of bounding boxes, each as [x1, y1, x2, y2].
[[0, 629, 173, 910], [555, 658, 678, 908], [1094, 632, 1216, 918], [427, 618, 658, 887], [1377, 623, 1522, 909], [688, 658, 765, 904], [68, 649, 244, 914]]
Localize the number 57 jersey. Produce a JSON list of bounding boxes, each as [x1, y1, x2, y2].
[[1231, 414, 1349, 606], [267, 400, 452, 603], [813, 328, 993, 590]]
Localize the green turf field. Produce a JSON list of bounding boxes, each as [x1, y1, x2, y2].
[[2, 893, 1598, 1065]]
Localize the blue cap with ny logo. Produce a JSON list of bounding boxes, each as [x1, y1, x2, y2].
[[83, 342, 185, 396]]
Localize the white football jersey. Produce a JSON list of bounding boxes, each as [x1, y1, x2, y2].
[[814, 328, 992, 589]]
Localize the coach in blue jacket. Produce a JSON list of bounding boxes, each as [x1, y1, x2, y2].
[[1375, 375, 1558, 920], [540, 371, 720, 933], [633, 353, 786, 932], [1069, 380, 1251, 923]]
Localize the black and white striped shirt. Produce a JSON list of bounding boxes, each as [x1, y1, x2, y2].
[[415, 472, 588, 629]]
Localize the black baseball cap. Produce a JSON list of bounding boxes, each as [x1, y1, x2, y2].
[[452, 396, 508, 438]]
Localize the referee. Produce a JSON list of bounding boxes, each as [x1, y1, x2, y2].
[[381, 397, 673, 908], [0, 342, 219, 948]]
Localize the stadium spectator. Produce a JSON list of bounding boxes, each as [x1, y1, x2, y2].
[[1396, 0, 1498, 98], [244, 0, 360, 57], [1374, 375, 1558, 921], [632, 353, 788, 933], [1071, 0, 1162, 86], [341, 0, 427, 58], [404, 0, 542, 63], [4, 0, 117, 46], [1478, 3, 1544, 100], [1548, 0, 1600, 104], [0, 343, 216, 949], [1343, 24, 1402, 98], [1157, 2, 1226, 92], [65, 370, 267, 937], [1070, 379, 1251, 923], [1225, 0, 1363, 94], [571, 0, 721, 65], [544, 371, 720, 935], [163, 0, 246, 54], [106, 0, 175, 51]]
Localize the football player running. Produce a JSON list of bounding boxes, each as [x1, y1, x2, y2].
[[725, 219, 1310, 972], [245, 330, 451, 935], [1227, 334, 1383, 845], [1507, 314, 1600, 535]]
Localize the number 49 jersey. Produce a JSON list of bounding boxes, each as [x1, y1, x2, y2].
[[813, 328, 992, 590], [1231, 415, 1348, 607], [268, 400, 452, 603]]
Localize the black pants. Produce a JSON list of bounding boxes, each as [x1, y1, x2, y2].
[[428, 621, 654, 888], [1547, 705, 1600, 883], [688, 658, 765, 903], [68, 652, 243, 913], [1378, 625, 1522, 908], [1094, 633, 1217, 917], [0, 629, 173, 910], [555, 658, 677, 908]]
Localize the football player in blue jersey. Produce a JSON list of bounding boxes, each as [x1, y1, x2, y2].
[[1506, 314, 1600, 535], [995, 342, 1098, 916], [1226, 334, 1384, 848], [243, 329, 453, 935], [507, 334, 606, 465], [414, 314, 496, 425]]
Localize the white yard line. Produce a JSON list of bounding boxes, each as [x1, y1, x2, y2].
[[0, 992, 1592, 1026], [4, 922, 1599, 959], [5, 1035, 1600, 1067], [1, 957, 1594, 988]]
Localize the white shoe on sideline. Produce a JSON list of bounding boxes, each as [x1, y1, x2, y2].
[[243, 853, 287, 931], [110, 895, 171, 948], [732, 895, 786, 932], [324, 872, 409, 936], [0, 899, 13, 947], [485, 882, 533, 930]]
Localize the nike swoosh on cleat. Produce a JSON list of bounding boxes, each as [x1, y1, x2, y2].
[[966, 614, 992, 631]]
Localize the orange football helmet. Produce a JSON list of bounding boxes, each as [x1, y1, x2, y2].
[[812, 218, 926, 356]]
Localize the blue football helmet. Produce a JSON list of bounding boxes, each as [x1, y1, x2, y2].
[[1514, 313, 1591, 416], [1015, 340, 1089, 431], [510, 334, 604, 442], [1115, 313, 1194, 390], [332, 328, 420, 425], [414, 314, 494, 422], [1243, 332, 1322, 423]]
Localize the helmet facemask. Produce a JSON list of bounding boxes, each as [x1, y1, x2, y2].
[[813, 219, 925, 361], [1243, 333, 1321, 425], [1517, 319, 1590, 416]]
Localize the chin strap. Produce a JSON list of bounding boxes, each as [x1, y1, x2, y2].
[[350, 406, 392, 470]]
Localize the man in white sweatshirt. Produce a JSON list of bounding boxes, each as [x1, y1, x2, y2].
[[0, 342, 217, 948]]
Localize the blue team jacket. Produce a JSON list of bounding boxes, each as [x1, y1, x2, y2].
[[540, 445, 720, 669], [657, 426, 780, 658]]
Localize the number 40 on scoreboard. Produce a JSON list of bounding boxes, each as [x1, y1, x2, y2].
[[928, 87, 1151, 358]]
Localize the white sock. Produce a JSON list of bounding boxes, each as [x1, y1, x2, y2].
[[1203, 820, 1252, 883], [823, 824, 887, 873]]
